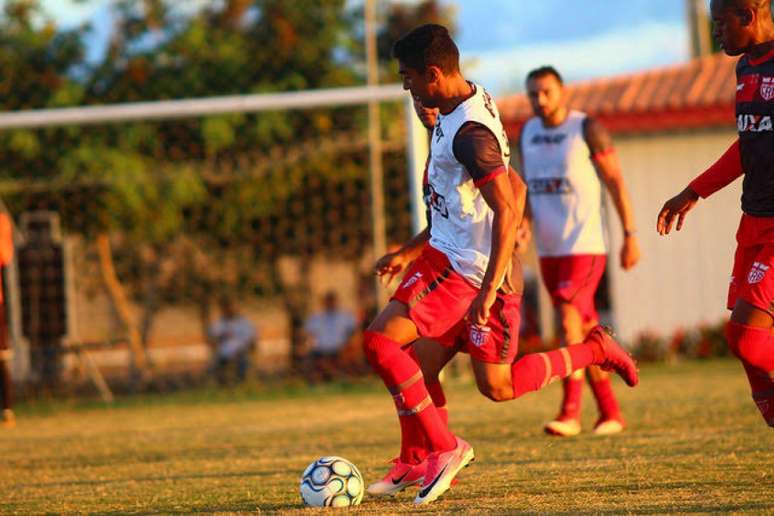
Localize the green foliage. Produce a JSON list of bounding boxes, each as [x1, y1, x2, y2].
[[0, 0, 447, 317]]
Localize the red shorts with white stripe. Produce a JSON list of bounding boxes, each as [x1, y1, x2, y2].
[[392, 245, 522, 364], [728, 215, 774, 314], [539, 254, 606, 324]]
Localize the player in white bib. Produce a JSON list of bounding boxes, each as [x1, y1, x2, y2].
[[362, 27, 639, 505], [519, 66, 641, 437]]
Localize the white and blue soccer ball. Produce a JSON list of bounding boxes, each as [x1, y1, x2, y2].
[[300, 456, 364, 507]]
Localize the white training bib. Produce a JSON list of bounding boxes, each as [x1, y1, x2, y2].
[[521, 110, 607, 257], [427, 83, 511, 287]]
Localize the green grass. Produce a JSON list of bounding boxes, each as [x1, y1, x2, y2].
[[1, 359, 772, 514]]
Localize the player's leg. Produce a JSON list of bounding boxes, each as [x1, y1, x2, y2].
[[470, 325, 638, 402], [583, 318, 624, 434], [368, 338, 460, 497], [365, 302, 464, 499], [725, 244, 774, 427], [727, 301, 774, 427], [465, 290, 637, 403], [368, 339, 451, 495], [413, 338, 458, 426], [545, 301, 585, 436]]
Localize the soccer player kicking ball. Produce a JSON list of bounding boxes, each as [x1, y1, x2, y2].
[[518, 66, 641, 437], [658, 0, 774, 428], [362, 24, 639, 505]]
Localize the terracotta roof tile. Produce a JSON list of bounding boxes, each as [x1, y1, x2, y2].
[[497, 52, 737, 137]]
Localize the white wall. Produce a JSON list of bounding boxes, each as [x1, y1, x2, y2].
[[606, 128, 740, 342]]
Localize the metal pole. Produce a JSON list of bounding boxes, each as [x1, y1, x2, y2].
[[365, 0, 388, 310], [405, 96, 429, 234]]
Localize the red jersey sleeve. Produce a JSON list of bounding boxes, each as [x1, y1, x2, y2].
[[688, 139, 743, 199]]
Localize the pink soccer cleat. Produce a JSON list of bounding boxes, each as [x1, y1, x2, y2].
[[587, 326, 639, 387], [414, 437, 474, 505], [367, 458, 426, 496]]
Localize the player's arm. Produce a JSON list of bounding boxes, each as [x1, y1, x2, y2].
[[584, 117, 640, 270], [374, 227, 430, 285], [375, 154, 433, 284], [657, 139, 742, 235], [453, 123, 519, 324]]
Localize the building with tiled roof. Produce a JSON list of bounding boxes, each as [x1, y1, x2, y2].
[[497, 53, 741, 343], [497, 52, 737, 138]]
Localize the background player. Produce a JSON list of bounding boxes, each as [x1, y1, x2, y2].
[[519, 66, 641, 437], [658, 0, 774, 428], [364, 25, 638, 504]]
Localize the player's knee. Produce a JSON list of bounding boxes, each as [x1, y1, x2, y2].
[[476, 380, 512, 402], [361, 331, 384, 367]]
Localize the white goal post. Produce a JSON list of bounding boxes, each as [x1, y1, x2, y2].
[[0, 84, 429, 233]]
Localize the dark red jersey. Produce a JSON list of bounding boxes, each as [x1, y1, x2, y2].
[[736, 48, 774, 216]]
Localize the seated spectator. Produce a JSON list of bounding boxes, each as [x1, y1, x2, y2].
[[207, 297, 257, 385], [304, 291, 356, 382]]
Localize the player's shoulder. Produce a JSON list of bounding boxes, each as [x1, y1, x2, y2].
[[456, 83, 499, 120]]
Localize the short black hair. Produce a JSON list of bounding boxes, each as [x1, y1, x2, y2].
[[526, 66, 564, 86], [392, 24, 460, 75]]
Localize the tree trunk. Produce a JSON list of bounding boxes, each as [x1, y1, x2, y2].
[[95, 232, 150, 379]]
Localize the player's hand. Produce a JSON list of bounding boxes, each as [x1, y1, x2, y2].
[[514, 221, 531, 254], [657, 187, 699, 235], [374, 251, 409, 286], [620, 234, 640, 270], [466, 287, 497, 326]]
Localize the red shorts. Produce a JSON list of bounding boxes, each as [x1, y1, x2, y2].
[[728, 243, 774, 314], [392, 245, 522, 364], [728, 215, 774, 314], [539, 254, 606, 323]]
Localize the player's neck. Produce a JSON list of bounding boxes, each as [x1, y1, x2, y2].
[[541, 107, 569, 128], [746, 36, 774, 62], [436, 76, 474, 115]]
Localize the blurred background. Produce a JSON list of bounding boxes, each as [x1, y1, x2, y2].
[[0, 0, 740, 399]]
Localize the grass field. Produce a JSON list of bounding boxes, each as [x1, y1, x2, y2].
[[1, 359, 772, 514]]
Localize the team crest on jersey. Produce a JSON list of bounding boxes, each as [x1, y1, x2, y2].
[[469, 324, 491, 348], [748, 262, 770, 284], [761, 76, 774, 101]]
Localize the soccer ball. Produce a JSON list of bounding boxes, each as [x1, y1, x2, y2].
[[299, 456, 364, 507]]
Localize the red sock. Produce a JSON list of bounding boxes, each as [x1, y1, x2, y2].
[[559, 374, 584, 420], [364, 332, 456, 452], [589, 375, 621, 421], [426, 379, 448, 426], [726, 322, 774, 427], [398, 344, 429, 463], [511, 338, 603, 399]]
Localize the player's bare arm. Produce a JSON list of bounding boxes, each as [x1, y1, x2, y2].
[[585, 117, 640, 270], [468, 172, 519, 325], [374, 227, 431, 284], [657, 139, 743, 235]]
